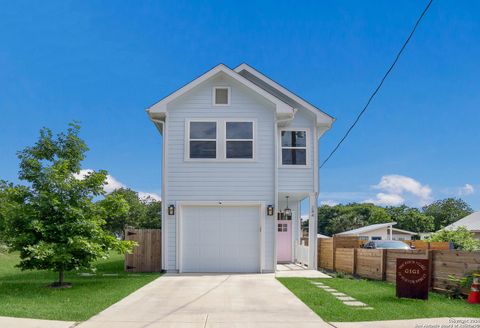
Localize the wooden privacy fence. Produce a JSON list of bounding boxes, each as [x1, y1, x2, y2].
[[403, 240, 452, 250], [319, 246, 480, 293], [318, 236, 363, 271], [431, 250, 480, 292], [318, 236, 476, 292], [319, 238, 334, 270], [317, 236, 450, 272], [355, 249, 386, 280], [125, 229, 161, 272]]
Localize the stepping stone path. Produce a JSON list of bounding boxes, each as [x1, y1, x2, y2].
[[331, 292, 346, 296], [343, 301, 367, 307], [309, 280, 373, 310], [337, 296, 355, 301]]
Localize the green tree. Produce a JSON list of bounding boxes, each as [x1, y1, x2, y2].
[[317, 205, 338, 236], [423, 198, 473, 230], [98, 188, 161, 237], [143, 199, 162, 229], [0, 181, 8, 242], [319, 203, 391, 235], [4, 123, 134, 287], [386, 205, 435, 233], [428, 226, 480, 251], [97, 193, 131, 237]]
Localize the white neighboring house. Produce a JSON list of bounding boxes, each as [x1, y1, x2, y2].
[[335, 222, 417, 241], [445, 211, 480, 239], [147, 63, 334, 273]]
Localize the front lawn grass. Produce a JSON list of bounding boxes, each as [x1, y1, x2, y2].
[[0, 252, 161, 321], [278, 277, 480, 322]]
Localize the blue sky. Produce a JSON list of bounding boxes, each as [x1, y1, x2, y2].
[[1, 1, 478, 210]]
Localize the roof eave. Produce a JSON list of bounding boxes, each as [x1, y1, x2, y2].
[[147, 63, 294, 118]]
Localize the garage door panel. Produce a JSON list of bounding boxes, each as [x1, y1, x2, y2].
[[181, 205, 260, 273]]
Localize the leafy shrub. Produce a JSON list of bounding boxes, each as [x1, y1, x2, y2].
[[428, 226, 480, 251], [447, 272, 480, 299]]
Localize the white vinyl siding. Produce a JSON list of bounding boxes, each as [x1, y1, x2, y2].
[[278, 110, 316, 192], [165, 75, 275, 271]]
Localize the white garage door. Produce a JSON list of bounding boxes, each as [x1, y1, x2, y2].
[[181, 205, 260, 273]]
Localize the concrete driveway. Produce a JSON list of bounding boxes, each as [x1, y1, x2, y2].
[[78, 273, 331, 328]]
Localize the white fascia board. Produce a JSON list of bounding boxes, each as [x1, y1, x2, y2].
[[146, 64, 293, 117], [234, 63, 335, 127], [392, 228, 417, 235], [317, 124, 332, 139]]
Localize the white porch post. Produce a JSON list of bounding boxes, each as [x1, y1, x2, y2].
[[294, 200, 301, 262], [308, 193, 318, 269]]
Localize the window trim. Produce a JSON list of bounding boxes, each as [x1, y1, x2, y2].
[[212, 86, 231, 106], [184, 118, 257, 162], [279, 128, 310, 168], [223, 119, 256, 161], [184, 119, 219, 161]]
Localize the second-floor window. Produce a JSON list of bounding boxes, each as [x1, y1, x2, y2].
[[225, 121, 254, 159], [281, 130, 307, 166], [189, 121, 217, 159]]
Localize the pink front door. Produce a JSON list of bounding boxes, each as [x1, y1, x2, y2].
[[277, 220, 292, 262]]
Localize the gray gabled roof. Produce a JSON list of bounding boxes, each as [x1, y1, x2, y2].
[[445, 212, 480, 232], [234, 63, 334, 126]]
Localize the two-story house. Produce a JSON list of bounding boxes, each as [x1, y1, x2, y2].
[[147, 63, 334, 273]]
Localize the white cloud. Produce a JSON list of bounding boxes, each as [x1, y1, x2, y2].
[[72, 169, 93, 180], [74, 169, 127, 193], [104, 174, 126, 193], [374, 175, 432, 201], [459, 184, 474, 196], [320, 200, 339, 207], [363, 175, 432, 206], [74, 169, 160, 201], [364, 193, 404, 206], [138, 191, 162, 202]]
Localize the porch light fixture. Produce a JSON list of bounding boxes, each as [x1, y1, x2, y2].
[[267, 205, 274, 216], [168, 204, 175, 216], [284, 196, 292, 217]]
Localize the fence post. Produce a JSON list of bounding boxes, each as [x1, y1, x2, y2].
[[317, 238, 320, 270], [380, 249, 387, 281], [428, 249, 434, 290], [352, 248, 357, 275], [332, 236, 337, 271]]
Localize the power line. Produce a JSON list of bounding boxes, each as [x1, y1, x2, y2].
[[320, 0, 434, 168]]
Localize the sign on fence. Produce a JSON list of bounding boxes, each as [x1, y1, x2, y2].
[[396, 258, 429, 300]]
